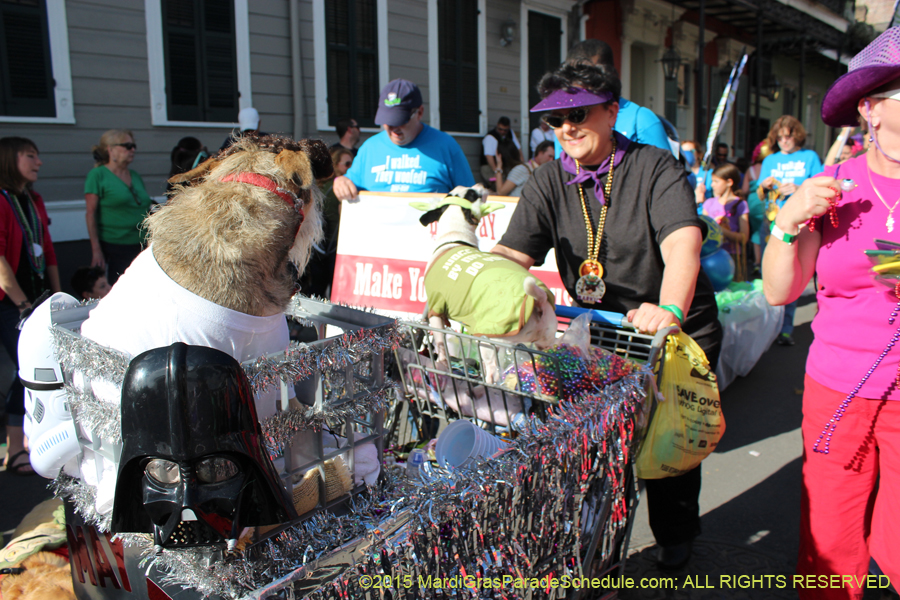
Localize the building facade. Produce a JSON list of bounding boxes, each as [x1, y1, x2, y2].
[[0, 0, 861, 254]]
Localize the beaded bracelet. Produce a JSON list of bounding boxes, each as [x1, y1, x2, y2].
[[659, 304, 684, 324]]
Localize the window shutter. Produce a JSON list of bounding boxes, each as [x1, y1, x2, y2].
[[326, 0, 379, 128], [164, 0, 202, 121], [438, 0, 479, 133], [0, 0, 55, 117], [202, 0, 238, 122], [162, 0, 237, 123]]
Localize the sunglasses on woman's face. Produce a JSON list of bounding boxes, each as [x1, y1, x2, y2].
[[541, 106, 592, 129], [116, 143, 137, 151]]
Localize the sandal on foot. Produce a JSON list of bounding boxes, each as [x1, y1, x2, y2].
[[3, 450, 36, 476]]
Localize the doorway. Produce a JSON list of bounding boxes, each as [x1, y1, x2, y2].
[[527, 10, 562, 133]]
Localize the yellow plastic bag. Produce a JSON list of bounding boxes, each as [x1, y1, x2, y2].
[[635, 331, 725, 479]]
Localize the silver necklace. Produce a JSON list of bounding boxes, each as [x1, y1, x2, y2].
[[867, 165, 900, 233]]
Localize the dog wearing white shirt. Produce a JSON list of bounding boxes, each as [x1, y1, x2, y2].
[[73, 135, 332, 514]]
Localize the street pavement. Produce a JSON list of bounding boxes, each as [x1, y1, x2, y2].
[[0, 290, 894, 599]]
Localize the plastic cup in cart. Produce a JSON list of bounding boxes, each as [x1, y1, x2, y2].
[[407, 448, 427, 479], [435, 420, 506, 469]]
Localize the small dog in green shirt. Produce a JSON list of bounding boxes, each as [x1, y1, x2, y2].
[[412, 187, 557, 386]]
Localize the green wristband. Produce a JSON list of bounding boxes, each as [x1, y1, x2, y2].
[[659, 304, 684, 323]]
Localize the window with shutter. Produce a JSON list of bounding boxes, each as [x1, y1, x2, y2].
[[162, 0, 238, 123], [0, 0, 55, 118], [437, 0, 479, 133], [325, 0, 379, 128]]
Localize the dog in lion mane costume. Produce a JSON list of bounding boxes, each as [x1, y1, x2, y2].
[[72, 134, 334, 516], [155, 134, 332, 315]]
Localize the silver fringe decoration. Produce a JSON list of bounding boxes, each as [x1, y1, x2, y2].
[[51, 473, 112, 532], [243, 324, 401, 395], [65, 384, 122, 443], [83, 368, 649, 600], [49, 315, 401, 449], [53, 370, 648, 599], [261, 382, 399, 452], [51, 327, 131, 385]]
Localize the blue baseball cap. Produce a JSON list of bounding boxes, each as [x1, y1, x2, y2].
[[375, 79, 423, 127]]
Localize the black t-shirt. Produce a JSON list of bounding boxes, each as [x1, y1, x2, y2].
[[498, 141, 721, 354]]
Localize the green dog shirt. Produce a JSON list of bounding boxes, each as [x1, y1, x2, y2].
[[425, 247, 553, 336]]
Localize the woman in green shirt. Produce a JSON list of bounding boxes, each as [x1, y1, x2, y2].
[[84, 129, 153, 284]]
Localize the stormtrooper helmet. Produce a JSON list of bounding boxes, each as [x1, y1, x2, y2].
[[18, 292, 82, 479], [111, 343, 296, 549]]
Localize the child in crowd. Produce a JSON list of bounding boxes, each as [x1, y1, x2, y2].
[[70, 266, 110, 301], [700, 163, 749, 261]]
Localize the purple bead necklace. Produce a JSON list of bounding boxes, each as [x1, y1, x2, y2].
[[813, 282, 900, 454]]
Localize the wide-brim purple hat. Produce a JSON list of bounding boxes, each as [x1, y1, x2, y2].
[[530, 87, 613, 112], [822, 27, 900, 127]]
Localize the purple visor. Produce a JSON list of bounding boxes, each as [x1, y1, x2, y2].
[[530, 87, 613, 112]]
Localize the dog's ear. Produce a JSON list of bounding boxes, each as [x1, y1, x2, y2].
[[274, 150, 314, 189], [167, 157, 221, 185], [419, 205, 450, 226], [299, 139, 334, 180], [274, 139, 333, 188], [463, 188, 482, 204]]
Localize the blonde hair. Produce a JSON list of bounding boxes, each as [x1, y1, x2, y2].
[[92, 129, 134, 166]]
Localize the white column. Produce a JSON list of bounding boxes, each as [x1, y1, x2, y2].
[[620, 37, 632, 100]]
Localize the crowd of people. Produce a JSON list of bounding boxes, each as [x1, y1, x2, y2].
[[1, 24, 899, 599]]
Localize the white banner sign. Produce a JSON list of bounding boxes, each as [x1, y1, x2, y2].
[[332, 192, 573, 319]]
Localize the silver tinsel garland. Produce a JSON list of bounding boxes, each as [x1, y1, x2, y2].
[[261, 382, 399, 452], [51, 473, 112, 532], [52, 367, 648, 599], [51, 327, 131, 385], [83, 367, 649, 600], [49, 312, 401, 452], [48, 292, 652, 600], [64, 383, 122, 443]]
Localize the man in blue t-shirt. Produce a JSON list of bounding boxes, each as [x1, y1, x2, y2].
[[553, 39, 672, 158], [334, 79, 475, 200]]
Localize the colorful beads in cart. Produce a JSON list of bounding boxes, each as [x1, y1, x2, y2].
[[502, 343, 639, 400]]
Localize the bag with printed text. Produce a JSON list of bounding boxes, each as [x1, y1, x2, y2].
[[635, 331, 725, 479]]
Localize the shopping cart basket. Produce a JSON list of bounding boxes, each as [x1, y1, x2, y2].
[[48, 297, 395, 600], [391, 305, 676, 600]]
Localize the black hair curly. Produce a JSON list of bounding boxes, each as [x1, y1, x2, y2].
[[537, 61, 621, 106]]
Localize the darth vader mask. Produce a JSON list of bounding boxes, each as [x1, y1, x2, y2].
[[111, 343, 296, 548]]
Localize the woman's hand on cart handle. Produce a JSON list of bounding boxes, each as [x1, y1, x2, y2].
[[777, 176, 839, 234], [626, 303, 681, 334]]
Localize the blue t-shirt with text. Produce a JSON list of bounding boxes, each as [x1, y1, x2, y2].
[[346, 124, 475, 193], [758, 148, 824, 205]]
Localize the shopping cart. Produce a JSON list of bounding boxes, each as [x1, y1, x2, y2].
[[47, 297, 395, 600], [390, 305, 676, 600]]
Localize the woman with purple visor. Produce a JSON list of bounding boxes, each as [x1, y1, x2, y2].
[[763, 27, 900, 598], [493, 60, 721, 570]]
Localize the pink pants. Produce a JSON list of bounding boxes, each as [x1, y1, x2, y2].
[[798, 374, 900, 600]]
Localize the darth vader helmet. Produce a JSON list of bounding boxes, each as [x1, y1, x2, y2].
[[111, 343, 296, 549]]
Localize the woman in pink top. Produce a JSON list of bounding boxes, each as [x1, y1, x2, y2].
[[763, 28, 900, 600]]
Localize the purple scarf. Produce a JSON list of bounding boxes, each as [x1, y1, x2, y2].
[[560, 131, 630, 205]]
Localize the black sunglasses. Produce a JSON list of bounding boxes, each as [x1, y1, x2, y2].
[[541, 106, 592, 129], [116, 142, 137, 150]]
